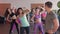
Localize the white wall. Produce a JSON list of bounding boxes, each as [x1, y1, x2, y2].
[[0, 0, 60, 10], [45, 0, 60, 10]]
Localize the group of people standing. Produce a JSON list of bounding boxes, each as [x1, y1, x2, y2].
[[4, 1, 59, 34]]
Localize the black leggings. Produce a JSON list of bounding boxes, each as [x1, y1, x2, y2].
[[45, 32, 55, 34], [45, 32, 49, 34], [20, 27, 29, 34], [9, 20, 19, 34]]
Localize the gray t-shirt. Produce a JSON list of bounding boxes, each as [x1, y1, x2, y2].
[[45, 11, 57, 32]]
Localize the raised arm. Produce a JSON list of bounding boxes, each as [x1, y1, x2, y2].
[[31, 14, 35, 22], [23, 9, 31, 14]]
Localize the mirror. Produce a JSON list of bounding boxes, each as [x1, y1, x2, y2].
[[57, 1, 60, 8]]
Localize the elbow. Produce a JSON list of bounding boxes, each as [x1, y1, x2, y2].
[[55, 22, 59, 29]]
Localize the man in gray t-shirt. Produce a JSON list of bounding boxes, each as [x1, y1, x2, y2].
[[45, 11, 57, 33], [45, 1, 59, 34]]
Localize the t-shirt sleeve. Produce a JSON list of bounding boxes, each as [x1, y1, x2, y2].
[[51, 13, 57, 20]]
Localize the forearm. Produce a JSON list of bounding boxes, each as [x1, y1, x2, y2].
[[53, 22, 59, 31], [31, 16, 35, 21], [53, 19, 59, 32], [24, 9, 31, 14]]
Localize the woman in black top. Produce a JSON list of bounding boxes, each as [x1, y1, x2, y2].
[[4, 8, 11, 18], [4, 8, 12, 23], [9, 8, 19, 34]]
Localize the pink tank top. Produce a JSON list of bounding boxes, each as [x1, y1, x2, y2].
[[41, 12, 46, 18]]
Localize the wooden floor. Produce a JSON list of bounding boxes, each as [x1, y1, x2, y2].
[[0, 24, 9, 34], [0, 23, 60, 34], [0, 23, 35, 34]]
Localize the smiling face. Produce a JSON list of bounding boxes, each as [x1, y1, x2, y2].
[[19, 9, 23, 14], [35, 8, 40, 14]]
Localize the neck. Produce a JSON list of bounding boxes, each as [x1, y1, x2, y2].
[[47, 9, 51, 13]]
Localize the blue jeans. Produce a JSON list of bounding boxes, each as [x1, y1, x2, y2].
[[20, 27, 30, 34]]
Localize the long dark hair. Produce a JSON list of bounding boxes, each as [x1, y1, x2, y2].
[[4, 8, 11, 18], [16, 8, 23, 15]]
